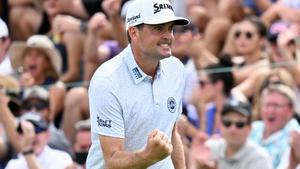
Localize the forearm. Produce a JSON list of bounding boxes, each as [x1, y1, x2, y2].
[[58, 0, 89, 19], [0, 105, 21, 152], [108, 15, 128, 49], [60, 31, 83, 82], [286, 64, 300, 87], [171, 124, 186, 169], [261, 4, 280, 27], [254, 0, 272, 12], [8, 0, 32, 6], [104, 150, 156, 169], [49, 86, 66, 122]]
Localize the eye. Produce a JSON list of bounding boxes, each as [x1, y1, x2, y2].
[[153, 25, 163, 32]]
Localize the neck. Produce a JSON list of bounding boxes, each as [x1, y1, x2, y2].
[[34, 75, 46, 85], [131, 45, 159, 78], [244, 50, 261, 65], [226, 144, 243, 158]]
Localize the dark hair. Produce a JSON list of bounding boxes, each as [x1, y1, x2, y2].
[[243, 16, 267, 37], [127, 24, 144, 43], [204, 54, 235, 96]]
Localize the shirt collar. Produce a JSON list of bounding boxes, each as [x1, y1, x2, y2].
[[124, 45, 165, 84], [220, 142, 247, 163]]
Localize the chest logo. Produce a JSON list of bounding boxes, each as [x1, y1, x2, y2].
[[167, 97, 176, 113]]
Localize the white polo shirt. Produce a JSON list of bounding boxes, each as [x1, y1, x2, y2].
[[86, 45, 185, 169], [5, 146, 73, 169]]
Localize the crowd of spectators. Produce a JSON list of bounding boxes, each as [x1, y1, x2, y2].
[[0, 0, 300, 168]]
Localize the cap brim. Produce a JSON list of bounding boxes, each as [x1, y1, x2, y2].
[[144, 16, 189, 26], [222, 107, 250, 117]]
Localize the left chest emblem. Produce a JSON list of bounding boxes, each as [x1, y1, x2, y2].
[[167, 97, 176, 113]]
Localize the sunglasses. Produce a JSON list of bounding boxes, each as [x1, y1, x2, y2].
[[234, 31, 254, 39], [222, 119, 247, 129], [199, 80, 211, 87], [22, 101, 48, 111]]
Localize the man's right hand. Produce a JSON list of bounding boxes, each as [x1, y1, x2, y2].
[[140, 129, 173, 163]]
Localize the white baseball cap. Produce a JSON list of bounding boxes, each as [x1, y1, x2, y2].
[[125, 0, 189, 30], [0, 18, 9, 38]]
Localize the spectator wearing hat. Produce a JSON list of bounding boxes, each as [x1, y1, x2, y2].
[[5, 113, 73, 169], [249, 84, 300, 168], [0, 86, 72, 165], [9, 35, 62, 87], [9, 35, 66, 124], [0, 18, 13, 75], [188, 100, 273, 169]]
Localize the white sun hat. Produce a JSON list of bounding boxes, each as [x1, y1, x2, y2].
[[9, 35, 62, 77], [125, 0, 189, 30]]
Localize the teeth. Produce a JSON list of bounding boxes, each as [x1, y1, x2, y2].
[[160, 44, 169, 47]]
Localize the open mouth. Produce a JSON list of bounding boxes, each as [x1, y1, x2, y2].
[[267, 116, 276, 123], [27, 65, 37, 72]]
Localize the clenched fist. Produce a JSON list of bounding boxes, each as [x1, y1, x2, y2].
[[141, 129, 173, 163]]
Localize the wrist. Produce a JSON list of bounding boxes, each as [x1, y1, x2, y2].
[[136, 150, 157, 165], [22, 148, 34, 156]]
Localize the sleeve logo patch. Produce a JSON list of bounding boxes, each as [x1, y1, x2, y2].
[[97, 115, 112, 128]]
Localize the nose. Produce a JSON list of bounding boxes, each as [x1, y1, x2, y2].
[[162, 28, 173, 39]]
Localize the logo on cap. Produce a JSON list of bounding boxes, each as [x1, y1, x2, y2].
[[167, 97, 176, 113], [127, 13, 141, 24], [153, 3, 174, 14]]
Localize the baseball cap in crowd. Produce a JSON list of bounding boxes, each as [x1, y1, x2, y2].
[[22, 86, 49, 112], [221, 100, 252, 121], [125, 0, 189, 30], [0, 18, 8, 38], [266, 21, 289, 44], [9, 35, 62, 77], [20, 113, 49, 134], [23, 86, 49, 102]]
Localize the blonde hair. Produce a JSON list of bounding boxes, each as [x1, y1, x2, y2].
[[252, 68, 296, 120]]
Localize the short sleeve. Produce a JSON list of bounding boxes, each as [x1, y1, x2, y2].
[[88, 76, 124, 138]]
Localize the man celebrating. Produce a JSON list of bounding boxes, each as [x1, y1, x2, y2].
[[86, 0, 189, 168]]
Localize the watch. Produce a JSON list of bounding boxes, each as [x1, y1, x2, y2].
[[22, 149, 34, 156]]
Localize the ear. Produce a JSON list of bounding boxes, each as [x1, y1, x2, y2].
[[128, 27, 139, 42]]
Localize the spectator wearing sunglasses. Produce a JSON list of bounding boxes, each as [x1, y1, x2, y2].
[[188, 100, 272, 169], [249, 84, 300, 168], [0, 86, 72, 166], [231, 16, 270, 85], [196, 56, 235, 136], [5, 113, 73, 169]]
